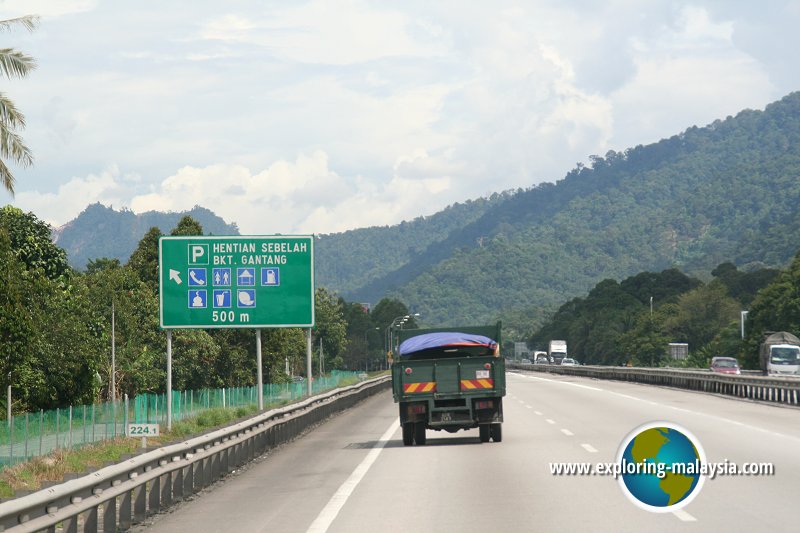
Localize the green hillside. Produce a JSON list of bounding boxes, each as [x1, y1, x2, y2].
[[314, 195, 502, 295], [55, 203, 239, 269], [52, 92, 800, 338], [324, 92, 800, 332]]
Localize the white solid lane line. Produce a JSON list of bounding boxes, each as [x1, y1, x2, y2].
[[306, 421, 397, 533]]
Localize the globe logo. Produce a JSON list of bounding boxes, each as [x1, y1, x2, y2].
[[616, 421, 706, 512]]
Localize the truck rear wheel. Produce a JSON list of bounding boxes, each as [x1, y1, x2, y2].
[[490, 423, 502, 443], [479, 425, 490, 443], [414, 422, 427, 445], [402, 423, 414, 446]]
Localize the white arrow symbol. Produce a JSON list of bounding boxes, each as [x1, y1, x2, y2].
[[169, 269, 182, 284]]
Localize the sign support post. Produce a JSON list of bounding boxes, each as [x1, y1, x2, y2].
[[307, 328, 313, 396], [166, 330, 172, 432], [256, 329, 264, 410]]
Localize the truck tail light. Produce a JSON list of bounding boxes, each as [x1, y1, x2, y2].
[[475, 400, 494, 410], [484, 363, 491, 370], [404, 367, 412, 375]]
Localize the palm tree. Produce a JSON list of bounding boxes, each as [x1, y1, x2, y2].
[[0, 15, 38, 196]]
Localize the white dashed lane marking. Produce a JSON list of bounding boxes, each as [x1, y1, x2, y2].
[[581, 443, 598, 453], [673, 509, 697, 522]]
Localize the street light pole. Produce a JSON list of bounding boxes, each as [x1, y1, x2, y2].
[[741, 310, 749, 340], [386, 313, 420, 359], [387, 315, 407, 360]]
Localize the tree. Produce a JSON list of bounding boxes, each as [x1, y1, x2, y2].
[[127, 227, 162, 289], [0, 206, 70, 281], [86, 257, 121, 274], [170, 216, 203, 236], [314, 288, 348, 370], [371, 298, 415, 330], [0, 224, 105, 410], [618, 312, 670, 367], [0, 16, 38, 194], [661, 282, 740, 350], [0, 227, 34, 409], [80, 264, 162, 398]]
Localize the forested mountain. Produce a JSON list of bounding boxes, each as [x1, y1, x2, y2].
[[316, 92, 800, 335], [55, 203, 239, 269], [52, 92, 800, 340], [314, 195, 502, 295]]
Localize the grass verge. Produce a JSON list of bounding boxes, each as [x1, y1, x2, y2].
[[0, 375, 386, 499], [0, 403, 261, 499]]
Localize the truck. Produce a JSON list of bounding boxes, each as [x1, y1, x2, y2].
[[548, 340, 568, 365], [759, 331, 800, 375], [391, 322, 505, 446]]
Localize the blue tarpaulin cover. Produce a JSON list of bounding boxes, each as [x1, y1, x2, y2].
[[398, 332, 498, 357]]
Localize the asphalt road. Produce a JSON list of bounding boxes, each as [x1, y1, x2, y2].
[[136, 371, 800, 532]]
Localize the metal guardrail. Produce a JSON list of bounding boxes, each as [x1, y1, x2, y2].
[[0, 376, 391, 532], [508, 364, 800, 406]]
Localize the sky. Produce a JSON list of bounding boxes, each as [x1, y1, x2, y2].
[[1, 0, 799, 235]]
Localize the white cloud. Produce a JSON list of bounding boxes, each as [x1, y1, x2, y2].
[[197, 0, 447, 65], [5, 1, 800, 235], [610, 5, 772, 148], [0, 0, 96, 17], [13, 165, 134, 227], [8, 150, 458, 236]]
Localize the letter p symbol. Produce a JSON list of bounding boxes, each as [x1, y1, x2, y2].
[[189, 244, 209, 265]]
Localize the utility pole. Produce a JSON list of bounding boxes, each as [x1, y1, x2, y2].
[[111, 300, 116, 403]]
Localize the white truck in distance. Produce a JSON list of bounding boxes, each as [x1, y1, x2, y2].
[[759, 331, 800, 375], [548, 340, 568, 365]]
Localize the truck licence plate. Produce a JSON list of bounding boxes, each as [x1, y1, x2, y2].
[[476, 370, 490, 379]]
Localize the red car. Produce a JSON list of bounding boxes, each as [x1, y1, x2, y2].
[[710, 357, 741, 375]]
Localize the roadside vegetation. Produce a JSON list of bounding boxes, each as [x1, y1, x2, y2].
[[0, 370, 385, 498], [529, 251, 800, 369]]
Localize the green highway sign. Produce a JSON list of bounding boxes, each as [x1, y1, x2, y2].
[[159, 235, 314, 329]]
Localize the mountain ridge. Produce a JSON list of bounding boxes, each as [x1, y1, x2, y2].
[[50, 92, 800, 337]]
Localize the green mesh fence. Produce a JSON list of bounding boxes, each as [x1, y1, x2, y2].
[[0, 370, 362, 469]]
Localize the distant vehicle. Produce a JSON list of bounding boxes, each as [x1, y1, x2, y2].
[[548, 340, 568, 365], [291, 376, 305, 383], [535, 356, 550, 365], [710, 357, 740, 375], [560, 358, 577, 366], [519, 358, 533, 365], [759, 331, 800, 375]]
